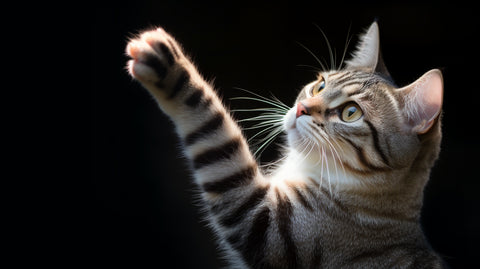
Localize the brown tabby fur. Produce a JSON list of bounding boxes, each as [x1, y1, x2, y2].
[[126, 22, 446, 268]]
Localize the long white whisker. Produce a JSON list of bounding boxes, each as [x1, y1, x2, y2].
[[322, 145, 332, 195], [248, 125, 281, 142], [304, 140, 316, 161], [296, 138, 315, 165], [249, 125, 283, 144], [296, 64, 323, 73], [339, 23, 353, 68], [231, 96, 290, 111], [318, 131, 342, 179], [270, 94, 289, 110], [242, 121, 283, 131], [231, 88, 290, 160], [238, 116, 284, 122], [295, 41, 328, 71], [231, 107, 288, 113], [326, 142, 338, 196], [233, 87, 287, 104], [253, 126, 284, 157], [313, 23, 335, 70], [232, 88, 290, 110], [329, 138, 347, 176], [260, 151, 289, 170], [320, 146, 325, 190]]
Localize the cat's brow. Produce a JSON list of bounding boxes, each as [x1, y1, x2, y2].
[[328, 71, 351, 81], [324, 89, 344, 103], [347, 88, 365, 97]]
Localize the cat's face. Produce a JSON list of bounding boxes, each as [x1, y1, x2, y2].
[[285, 70, 408, 174], [283, 22, 443, 189]]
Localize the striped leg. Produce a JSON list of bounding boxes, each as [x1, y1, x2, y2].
[[126, 27, 265, 193], [126, 28, 274, 263]]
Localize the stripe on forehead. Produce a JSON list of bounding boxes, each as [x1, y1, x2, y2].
[[321, 71, 353, 104], [323, 72, 380, 107], [335, 73, 374, 88], [327, 71, 352, 80], [323, 88, 344, 103], [327, 71, 373, 89]]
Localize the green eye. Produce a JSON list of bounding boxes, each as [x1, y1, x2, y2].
[[312, 76, 326, 96], [341, 103, 363, 122]]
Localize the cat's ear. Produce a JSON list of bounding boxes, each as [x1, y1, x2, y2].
[[397, 69, 444, 134], [345, 22, 390, 78]]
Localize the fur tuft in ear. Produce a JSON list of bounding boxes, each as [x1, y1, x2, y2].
[[398, 69, 444, 134]]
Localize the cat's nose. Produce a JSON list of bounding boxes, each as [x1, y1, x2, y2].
[[296, 102, 310, 118]]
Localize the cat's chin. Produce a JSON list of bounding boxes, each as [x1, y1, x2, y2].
[[286, 128, 301, 149], [283, 107, 297, 131], [286, 127, 317, 157]]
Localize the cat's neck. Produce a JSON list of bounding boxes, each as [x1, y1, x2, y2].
[[271, 149, 425, 223], [271, 149, 361, 190]]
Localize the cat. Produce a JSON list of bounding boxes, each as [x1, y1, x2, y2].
[[126, 22, 446, 268]]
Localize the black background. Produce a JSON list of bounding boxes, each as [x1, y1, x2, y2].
[[92, 1, 479, 267]]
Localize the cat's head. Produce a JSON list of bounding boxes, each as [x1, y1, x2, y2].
[[283, 22, 443, 190]]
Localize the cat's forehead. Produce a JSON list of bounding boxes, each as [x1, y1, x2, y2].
[[321, 70, 396, 97], [323, 70, 374, 83], [323, 70, 396, 88], [296, 69, 396, 105]]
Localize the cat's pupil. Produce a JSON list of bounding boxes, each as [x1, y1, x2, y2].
[[347, 107, 357, 117], [319, 81, 325, 89]]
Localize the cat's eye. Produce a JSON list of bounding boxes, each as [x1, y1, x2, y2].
[[341, 103, 363, 122], [312, 77, 326, 96]]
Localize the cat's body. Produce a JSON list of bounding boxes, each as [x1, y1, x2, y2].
[[126, 22, 445, 268]]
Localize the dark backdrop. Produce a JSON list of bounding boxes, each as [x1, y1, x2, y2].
[[92, 1, 479, 267]]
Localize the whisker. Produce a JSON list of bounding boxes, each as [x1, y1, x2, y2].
[[231, 96, 290, 112], [231, 88, 289, 159], [231, 108, 288, 113], [296, 64, 323, 73], [304, 140, 316, 160], [260, 150, 289, 170], [320, 146, 326, 190], [232, 88, 290, 110], [295, 137, 314, 164], [252, 126, 284, 158], [339, 23, 353, 69], [313, 23, 335, 70], [295, 41, 328, 71], [238, 116, 284, 123], [317, 129, 344, 181], [326, 142, 338, 195], [328, 138, 347, 176], [242, 121, 284, 131], [270, 94, 289, 110], [322, 145, 332, 195], [248, 124, 282, 143]]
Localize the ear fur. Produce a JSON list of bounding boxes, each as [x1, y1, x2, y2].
[[345, 21, 391, 79], [398, 69, 444, 134]]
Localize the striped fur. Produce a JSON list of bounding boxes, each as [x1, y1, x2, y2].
[[126, 24, 445, 268]]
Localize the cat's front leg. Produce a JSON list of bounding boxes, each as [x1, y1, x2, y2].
[[126, 27, 266, 203], [126, 28, 323, 268]]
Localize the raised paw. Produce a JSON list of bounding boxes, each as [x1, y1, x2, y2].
[[126, 27, 186, 89]]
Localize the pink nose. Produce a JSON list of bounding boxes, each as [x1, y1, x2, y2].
[[296, 102, 310, 118]]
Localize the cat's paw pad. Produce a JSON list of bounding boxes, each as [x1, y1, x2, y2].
[[126, 28, 183, 85]]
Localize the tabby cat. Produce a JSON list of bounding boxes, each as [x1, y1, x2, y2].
[[126, 22, 446, 268]]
